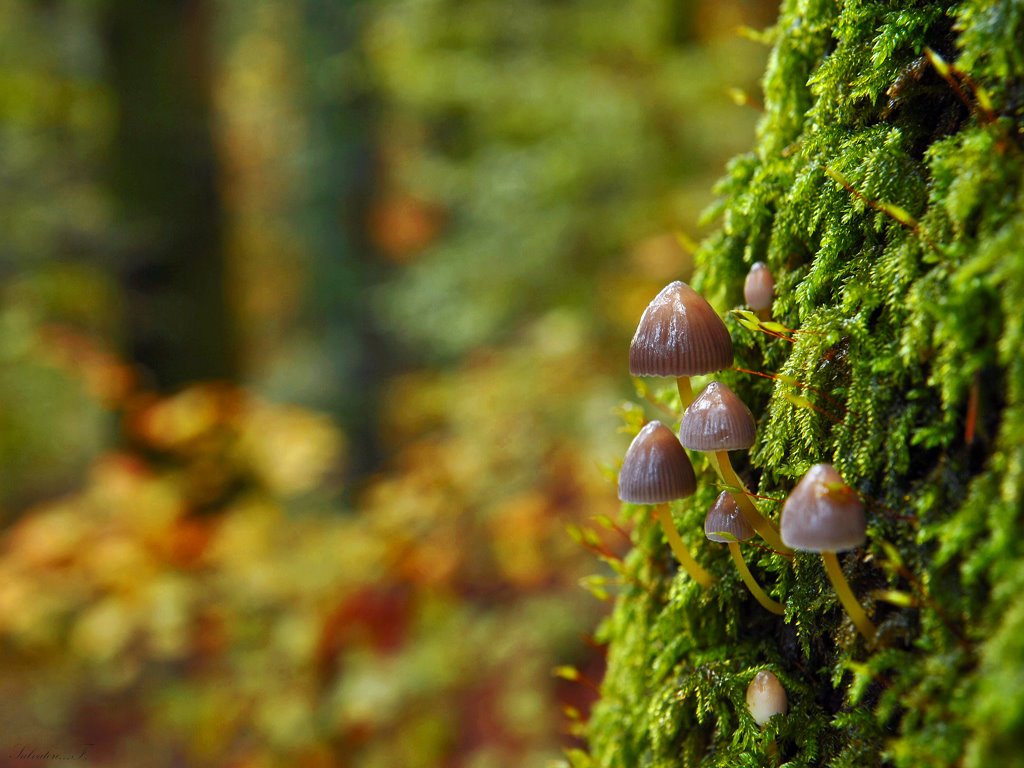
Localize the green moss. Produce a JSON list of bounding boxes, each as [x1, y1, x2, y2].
[[584, 0, 1024, 765]]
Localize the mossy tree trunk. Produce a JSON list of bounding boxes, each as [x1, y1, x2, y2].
[[583, 1, 1024, 766]]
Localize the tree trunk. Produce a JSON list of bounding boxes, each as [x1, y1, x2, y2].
[[104, 0, 235, 389], [585, 1, 1024, 766]]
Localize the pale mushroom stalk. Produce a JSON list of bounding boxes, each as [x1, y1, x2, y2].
[[705, 491, 783, 614], [618, 421, 714, 587], [780, 463, 877, 643], [822, 551, 876, 640], [678, 381, 790, 554], [729, 541, 783, 614], [714, 450, 790, 554], [657, 504, 714, 587], [676, 376, 694, 410]]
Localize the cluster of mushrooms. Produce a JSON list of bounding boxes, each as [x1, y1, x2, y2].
[[616, 268, 876, 729]]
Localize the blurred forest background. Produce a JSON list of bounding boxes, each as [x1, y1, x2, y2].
[[0, 1, 772, 765]]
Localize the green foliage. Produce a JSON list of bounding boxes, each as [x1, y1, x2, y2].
[[586, 0, 1024, 765], [0, 1, 118, 510], [364, 0, 767, 360]]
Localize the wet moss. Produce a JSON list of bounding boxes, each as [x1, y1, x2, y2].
[[583, 1, 1024, 765]]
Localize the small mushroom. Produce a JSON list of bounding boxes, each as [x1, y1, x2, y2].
[[746, 669, 787, 725], [679, 382, 790, 554], [629, 281, 733, 409], [744, 262, 775, 320], [780, 463, 876, 641], [619, 421, 713, 587], [705, 492, 783, 615]]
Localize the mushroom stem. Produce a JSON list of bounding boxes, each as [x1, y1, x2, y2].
[[756, 308, 772, 322], [728, 541, 784, 615], [714, 451, 791, 555], [676, 376, 694, 410], [821, 550, 876, 641], [655, 504, 714, 587]]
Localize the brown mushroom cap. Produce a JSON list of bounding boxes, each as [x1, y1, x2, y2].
[[743, 261, 775, 311], [779, 463, 866, 552], [618, 421, 697, 504], [746, 670, 788, 726], [628, 281, 733, 377], [678, 381, 756, 451], [704, 491, 755, 543]]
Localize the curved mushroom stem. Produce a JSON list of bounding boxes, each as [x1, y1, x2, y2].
[[728, 541, 784, 615], [655, 504, 714, 587], [821, 550, 876, 642], [676, 376, 694, 411], [714, 451, 792, 555], [756, 308, 772, 323]]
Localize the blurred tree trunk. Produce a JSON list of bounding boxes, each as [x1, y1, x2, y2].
[[299, 0, 390, 483], [104, 0, 235, 389]]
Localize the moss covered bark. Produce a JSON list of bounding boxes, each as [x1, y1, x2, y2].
[[581, 1, 1024, 765]]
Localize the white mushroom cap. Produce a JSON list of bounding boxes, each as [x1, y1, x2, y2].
[[628, 281, 733, 377], [746, 669, 788, 726], [618, 421, 697, 504], [744, 261, 775, 311], [779, 464, 866, 552]]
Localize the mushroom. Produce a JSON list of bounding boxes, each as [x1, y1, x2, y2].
[[779, 463, 876, 641], [629, 281, 733, 409], [744, 262, 775, 320], [618, 421, 714, 587], [678, 382, 790, 554], [705, 492, 783, 615], [746, 669, 787, 726]]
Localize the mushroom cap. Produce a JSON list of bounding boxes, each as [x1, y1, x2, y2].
[[746, 670, 788, 726], [628, 281, 733, 377], [618, 421, 697, 504], [779, 463, 866, 552], [678, 381, 756, 451], [743, 261, 775, 311], [704, 491, 755, 543]]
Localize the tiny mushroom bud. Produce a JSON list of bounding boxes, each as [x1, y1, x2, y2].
[[780, 463, 876, 641], [619, 422, 713, 587], [705, 492, 783, 615], [629, 281, 733, 408], [746, 669, 788, 726], [744, 261, 775, 318], [679, 383, 789, 554]]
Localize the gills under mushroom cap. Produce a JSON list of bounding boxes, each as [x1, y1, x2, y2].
[[678, 381, 756, 451], [704, 491, 755, 542], [780, 463, 866, 552], [629, 281, 733, 377], [618, 421, 697, 504]]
